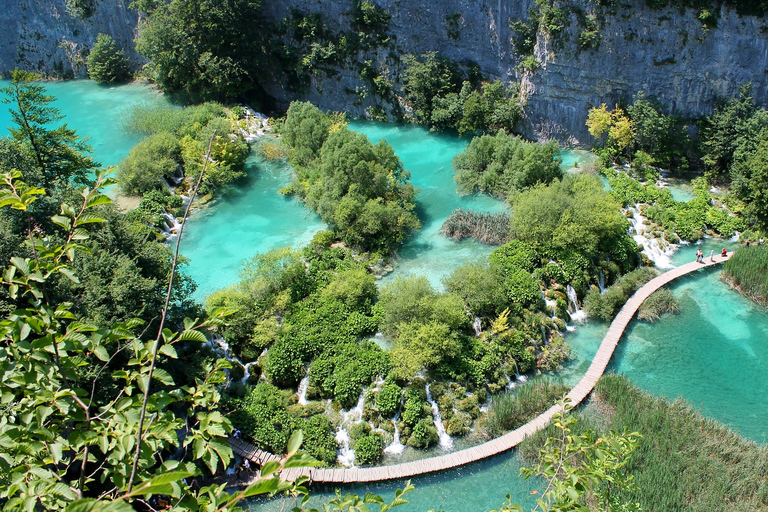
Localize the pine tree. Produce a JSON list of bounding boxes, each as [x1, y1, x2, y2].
[[87, 33, 131, 84]]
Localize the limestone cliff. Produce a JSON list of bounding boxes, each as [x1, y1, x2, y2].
[[2, 0, 767, 144], [0, 0, 140, 78]]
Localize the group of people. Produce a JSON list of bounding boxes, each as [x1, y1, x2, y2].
[[744, 237, 764, 248], [695, 247, 728, 263]]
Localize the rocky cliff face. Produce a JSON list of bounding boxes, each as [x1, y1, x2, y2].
[[2, 0, 767, 144], [0, 0, 140, 78], [262, 0, 768, 144]]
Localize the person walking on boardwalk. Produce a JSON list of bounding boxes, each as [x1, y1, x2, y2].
[[722, 247, 728, 258], [710, 249, 715, 262]]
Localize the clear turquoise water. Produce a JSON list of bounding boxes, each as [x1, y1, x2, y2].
[[178, 157, 326, 299], [0, 79, 170, 167], [250, 451, 540, 512]]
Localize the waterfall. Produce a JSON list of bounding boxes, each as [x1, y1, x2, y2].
[[598, 270, 606, 293], [473, 316, 483, 337], [297, 370, 310, 405], [626, 206, 676, 269], [566, 285, 587, 325], [161, 212, 182, 238], [425, 383, 453, 451], [336, 392, 366, 467], [384, 393, 406, 455], [241, 362, 258, 385]]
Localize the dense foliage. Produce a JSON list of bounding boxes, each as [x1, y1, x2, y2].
[[280, 101, 420, 253], [87, 33, 131, 84], [401, 52, 521, 135], [723, 246, 768, 305], [133, 0, 270, 103], [453, 130, 562, 198], [119, 102, 249, 196], [583, 267, 663, 321], [510, 174, 634, 261]]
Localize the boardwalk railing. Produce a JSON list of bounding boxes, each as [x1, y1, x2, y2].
[[231, 253, 730, 485]]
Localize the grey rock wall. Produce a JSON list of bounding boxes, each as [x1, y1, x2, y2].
[[0, 0, 140, 78], [2, 0, 767, 144]]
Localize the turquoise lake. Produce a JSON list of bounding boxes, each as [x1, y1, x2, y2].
[[4, 79, 768, 510]]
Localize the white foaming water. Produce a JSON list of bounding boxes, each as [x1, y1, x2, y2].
[[384, 394, 406, 455], [473, 316, 483, 337], [425, 383, 453, 451], [336, 392, 367, 467], [297, 371, 310, 405], [566, 285, 588, 325], [598, 270, 606, 293], [241, 362, 258, 385], [161, 212, 182, 238], [626, 206, 676, 269]]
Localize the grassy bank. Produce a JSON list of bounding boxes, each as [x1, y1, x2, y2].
[[520, 374, 768, 511], [723, 246, 768, 306]]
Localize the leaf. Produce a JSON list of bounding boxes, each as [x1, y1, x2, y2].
[[85, 194, 112, 209], [67, 498, 135, 512], [287, 429, 303, 456], [152, 367, 175, 386], [93, 345, 110, 362], [129, 470, 196, 497], [178, 329, 207, 343]]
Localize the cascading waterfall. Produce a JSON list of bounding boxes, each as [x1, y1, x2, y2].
[[626, 206, 676, 269], [598, 270, 606, 293], [425, 383, 453, 451], [566, 285, 588, 325], [384, 394, 406, 455], [161, 212, 182, 238], [241, 362, 258, 385], [473, 316, 483, 337], [336, 392, 366, 467], [296, 369, 310, 405]]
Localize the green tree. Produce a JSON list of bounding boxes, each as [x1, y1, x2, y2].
[[1, 69, 97, 188], [87, 33, 131, 84], [133, 0, 269, 102], [453, 130, 562, 198], [117, 131, 181, 195], [401, 52, 462, 125]]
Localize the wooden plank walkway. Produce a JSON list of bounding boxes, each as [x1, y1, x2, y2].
[[232, 252, 731, 485]]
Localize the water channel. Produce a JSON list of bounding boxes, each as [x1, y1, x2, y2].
[[3, 80, 767, 510]]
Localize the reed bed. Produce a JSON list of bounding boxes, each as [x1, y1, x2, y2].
[[483, 379, 568, 438], [521, 374, 768, 511], [440, 208, 511, 245], [723, 246, 768, 306]]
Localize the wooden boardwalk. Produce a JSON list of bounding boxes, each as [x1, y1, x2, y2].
[[232, 252, 730, 485]]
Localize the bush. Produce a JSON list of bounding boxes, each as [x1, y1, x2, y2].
[[453, 130, 562, 198], [407, 418, 439, 448], [375, 383, 403, 418], [87, 34, 131, 84], [298, 415, 337, 466], [226, 382, 295, 453], [489, 240, 540, 274], [116, 132, 181, 195], [354, 434, 385, 465]]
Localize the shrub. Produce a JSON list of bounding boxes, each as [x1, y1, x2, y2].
[[407, 418, 439, 448], [375, 383, 403, 418], [116, 132, 181, 195], [225, 382, 295, 453], [354, 434, 385, 465], [298, 415, 337, 466], [87, 34, 130, 84]]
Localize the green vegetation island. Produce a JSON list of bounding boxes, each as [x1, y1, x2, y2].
[[2, 0, 768, 511]]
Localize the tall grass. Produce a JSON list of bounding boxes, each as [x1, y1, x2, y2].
[[521, 374, 768, 511], [440, 208, 511, 245], [483, 379, 568, 438], [723, 246, 768, 306]]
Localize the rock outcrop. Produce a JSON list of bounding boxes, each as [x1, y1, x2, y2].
[[2, 0, 767, 143], [0, 0, 140, 78]]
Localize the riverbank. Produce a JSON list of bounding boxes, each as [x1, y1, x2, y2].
[[522, 373, 768, 511]]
